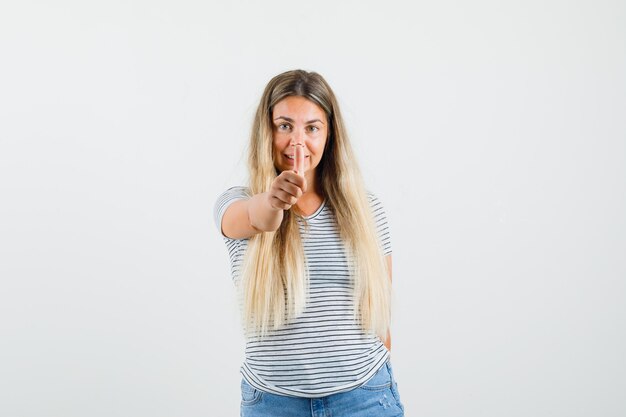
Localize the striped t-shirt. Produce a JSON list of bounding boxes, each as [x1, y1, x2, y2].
[[214, 186, 393, 398]]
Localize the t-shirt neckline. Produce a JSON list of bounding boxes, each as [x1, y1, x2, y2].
[[299, 198, 326, 220]]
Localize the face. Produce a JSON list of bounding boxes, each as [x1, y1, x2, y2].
[[272, 96, 328, 177]]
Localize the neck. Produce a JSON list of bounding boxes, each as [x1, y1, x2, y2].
[[303, 170, 320, 198], [295, 171, 323, 216]]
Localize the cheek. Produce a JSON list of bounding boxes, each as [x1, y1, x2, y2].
[[273, 133, 290, 149], [312, 138, 328, 158], [312, 144, 323, 156], [272, 136, 283, 152], [272, 146, 283, 164]]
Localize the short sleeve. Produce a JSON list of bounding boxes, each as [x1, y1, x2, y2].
[[213, 186, 252, 238], [366, 192, 393, 256]]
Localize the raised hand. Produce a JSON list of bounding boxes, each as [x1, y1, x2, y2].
[[268, 144, 308, 211]]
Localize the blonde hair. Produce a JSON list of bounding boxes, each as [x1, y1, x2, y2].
[[240, 69, 391, 341]]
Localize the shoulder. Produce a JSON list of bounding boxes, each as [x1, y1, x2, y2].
[[365, 190, 387, 213], [217, 186, 252, 201], [364, 190, 391, 226], [365, 190, 378, 201], [214, 186, 252, 215], [213, 186, 252, 234], [214, 185, 252, 214]]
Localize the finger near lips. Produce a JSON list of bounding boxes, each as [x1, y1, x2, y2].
[[295, 144, 305, 176]]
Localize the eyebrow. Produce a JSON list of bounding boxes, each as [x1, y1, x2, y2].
[[273, 116, 325, 125]]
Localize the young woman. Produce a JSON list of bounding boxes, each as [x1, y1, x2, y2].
[[214, 70, 404, 416]]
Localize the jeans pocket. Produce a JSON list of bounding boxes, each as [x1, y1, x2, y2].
[[241, 378, 263, 406], [358, 361, 392, 391]]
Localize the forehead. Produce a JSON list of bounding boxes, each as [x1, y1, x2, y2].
[[272, 96, 326, 121]]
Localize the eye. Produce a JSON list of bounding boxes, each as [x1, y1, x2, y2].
[[277, 123, 291, 131], [307, 125, 320, 133]]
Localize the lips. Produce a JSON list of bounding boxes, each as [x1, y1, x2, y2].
[[283, 154, 309, 166]]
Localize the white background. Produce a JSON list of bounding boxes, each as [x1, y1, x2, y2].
[[1, 1, 624, 416]]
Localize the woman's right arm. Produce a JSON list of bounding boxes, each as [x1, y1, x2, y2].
[[221, 171, 307, 239], [221, 192, 282, 239]]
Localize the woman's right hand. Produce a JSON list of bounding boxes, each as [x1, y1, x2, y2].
[[268, 171, 308, 210], [222, 145, 306, 238], [268, 144, 307, 211]]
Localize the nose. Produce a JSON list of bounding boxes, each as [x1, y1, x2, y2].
[[290, 128, 305, 146]]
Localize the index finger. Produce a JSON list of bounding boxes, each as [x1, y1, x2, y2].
[[294, 144, 305, 177]]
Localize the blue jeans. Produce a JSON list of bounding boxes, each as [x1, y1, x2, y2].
[[240, 360, 405, 417]]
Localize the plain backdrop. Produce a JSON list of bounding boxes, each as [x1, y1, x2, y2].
[[1, 0, 624, 416]]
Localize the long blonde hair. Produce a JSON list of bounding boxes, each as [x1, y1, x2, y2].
[[240, 69, 391, 341]]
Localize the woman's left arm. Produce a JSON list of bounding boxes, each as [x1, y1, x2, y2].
[[384, 254, 392, 352]]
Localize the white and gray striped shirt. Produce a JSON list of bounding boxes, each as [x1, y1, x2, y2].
[[214, 186, 393, 398]]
